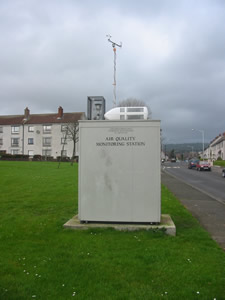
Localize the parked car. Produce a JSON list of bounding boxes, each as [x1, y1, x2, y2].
[[196, 161, 211, 171], [188, 159, 199, 169], [222, 169, 225, 177], [171, 158, 176, 162]]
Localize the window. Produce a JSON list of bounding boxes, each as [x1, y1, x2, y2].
[[61, 150, 67, 157], [42, 149, 51, 156], [11, 149, 19, 155], [43, 125, 52, 133], [43, 137, 51, 146], [120, 108, 125, 112], [28, 138, 34, 145], [0, 126, 3, 133], [127, 107, 144, 112], [127, 115, 144, 120], [120, 115, 125, 120], [61, 137, 67, 144], [11, 138, 19, 147], [28, 150, 34, 157], [61, 125, 67, 132], [11, 126, 20, 134], [0, 138, 2, 145], [28, 126, 34, 132]]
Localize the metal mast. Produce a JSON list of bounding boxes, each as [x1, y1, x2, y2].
[[106, 35, 122, 107]]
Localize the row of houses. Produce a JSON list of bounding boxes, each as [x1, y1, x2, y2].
[[0, 107, 86, 158], [1, 105, 224, 161], [204, 133, 225, 161]]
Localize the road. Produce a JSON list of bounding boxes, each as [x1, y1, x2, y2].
[[162, 162, 225, 249], [162, 161, 225, 204]]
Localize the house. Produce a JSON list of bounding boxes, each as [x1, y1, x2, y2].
[[204, 133, 225, 160], [0, 107, 86, 158]]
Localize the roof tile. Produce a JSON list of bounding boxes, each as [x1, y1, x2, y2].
[[0, 112, 85, 125]]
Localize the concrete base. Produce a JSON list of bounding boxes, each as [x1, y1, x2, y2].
[[63, 214, 176, 236]]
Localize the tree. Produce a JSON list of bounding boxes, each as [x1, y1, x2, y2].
[[58, 121, 79, 168], [117, 98, 152, 119], [66, 122, 79, 161], [169, 149, 175, 159]]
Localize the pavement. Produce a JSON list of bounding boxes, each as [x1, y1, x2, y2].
[[162, 169, 225, 250], [211, 165, 225, 174]]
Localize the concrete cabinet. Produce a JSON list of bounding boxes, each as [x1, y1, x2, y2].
[[78, 120, 161, 223]]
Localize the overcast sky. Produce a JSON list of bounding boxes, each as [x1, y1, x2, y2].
[[1, 0, 225, 143]]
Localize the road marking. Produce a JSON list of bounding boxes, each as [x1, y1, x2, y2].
[[163, 166, 180, 169]]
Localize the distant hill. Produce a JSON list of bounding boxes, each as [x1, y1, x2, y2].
[[163, 143, 209, 154]]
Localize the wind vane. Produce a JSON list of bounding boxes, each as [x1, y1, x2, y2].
[[106, 35, 122, 107]]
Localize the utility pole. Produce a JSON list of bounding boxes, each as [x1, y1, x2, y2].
[[165, 144, 167, 161], [106, 35, 122, 107]]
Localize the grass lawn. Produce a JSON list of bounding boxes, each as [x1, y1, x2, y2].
[[213, 160, 225, 167], [0, 161, 225, 300]]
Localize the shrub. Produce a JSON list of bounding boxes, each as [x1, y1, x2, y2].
[[57, 156, 70, 162], [0, 153, 12, 159], [32, 155, 42, 161], [0, 153, 29, 161], [14, 154, 29, 159], [46, 156, 54, 161]]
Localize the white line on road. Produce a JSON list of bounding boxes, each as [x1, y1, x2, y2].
[[163, 166, 180, 169]]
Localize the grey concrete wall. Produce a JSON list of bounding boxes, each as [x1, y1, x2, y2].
[[79, 120, 161, 223]]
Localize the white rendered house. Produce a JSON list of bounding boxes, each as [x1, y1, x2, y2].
[[204, 133, 225, 160], [0, 107, 85, 158]]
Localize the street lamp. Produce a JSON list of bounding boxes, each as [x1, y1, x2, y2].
[[192, 129, 205, 159], [163, 138, 173, 162]]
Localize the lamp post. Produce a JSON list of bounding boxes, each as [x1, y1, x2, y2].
[[192, 129, 205, 159], [163, 138, 171, 162]]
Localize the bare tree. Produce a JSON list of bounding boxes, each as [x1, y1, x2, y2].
[[66, 122, 79, 165], [117, 98, 152, 119], [58, 121, 79, 168]]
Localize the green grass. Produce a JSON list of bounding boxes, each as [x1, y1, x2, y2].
[[213, 160, 225, 167], [0, 161, 225, 300]]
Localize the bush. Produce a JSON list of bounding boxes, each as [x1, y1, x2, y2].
[[46, 156, 54, 161], [0, 153, 12, 159], [32, 155, 42, 161], [57, 156, 71, 162], [0, 153, 29, 161], [37, 155, 54, 161], [14, 154, 29, 159]]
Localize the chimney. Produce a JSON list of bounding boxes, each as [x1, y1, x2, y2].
[[57, 106, 63, 119], [24, 107, 30, 120]]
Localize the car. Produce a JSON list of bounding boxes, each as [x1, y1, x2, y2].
[[188, 159, 199, 169], [171, 158, 176, 162], [196, 161, 211, 171], [222, 169, 225, 177]]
